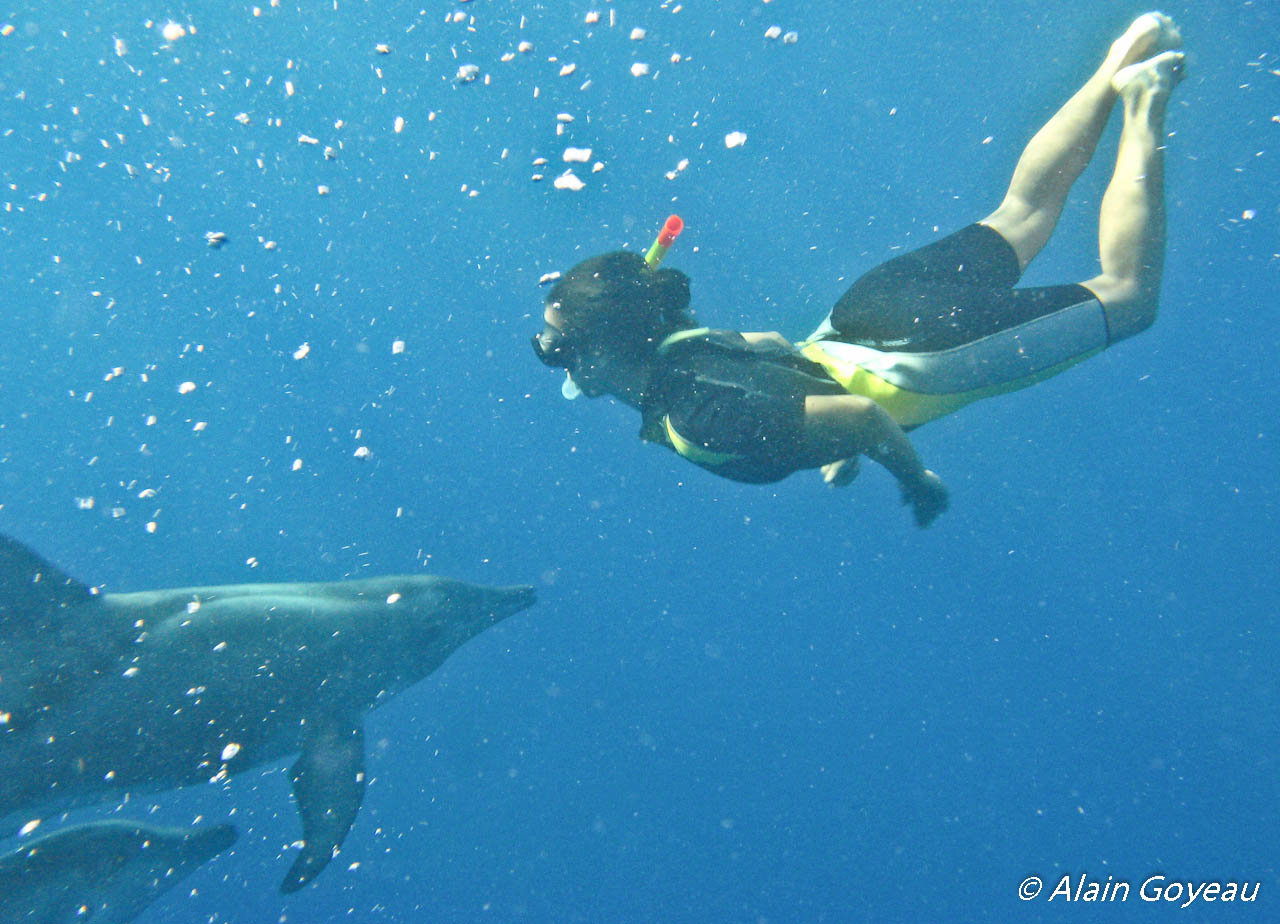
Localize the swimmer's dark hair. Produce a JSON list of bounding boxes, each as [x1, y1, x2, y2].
[[547, 252, 695, 355]]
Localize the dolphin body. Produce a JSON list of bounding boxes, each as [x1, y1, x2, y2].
[[0, 818, 236, 924], [0, 534, 536, 892]]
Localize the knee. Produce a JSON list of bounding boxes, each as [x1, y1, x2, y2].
[[1081, 276, 1158, 342]]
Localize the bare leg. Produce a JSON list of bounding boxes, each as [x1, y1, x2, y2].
[[1081, 50, 1185, 341], [980, 13, 1181, 271]]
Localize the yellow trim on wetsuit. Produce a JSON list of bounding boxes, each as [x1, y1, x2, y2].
[[663, 415, 740, 466], [657, 327, 714, 354], [798, 341, 1103, 428]]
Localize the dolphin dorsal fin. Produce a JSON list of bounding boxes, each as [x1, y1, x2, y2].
[[0, 534, 95, 630], [0, 535, 102, 730]]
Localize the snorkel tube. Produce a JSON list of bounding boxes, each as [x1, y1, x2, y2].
[[644, 214, 684, 269]]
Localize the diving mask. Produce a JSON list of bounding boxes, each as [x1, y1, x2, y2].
[[531, 325, 584, 400]]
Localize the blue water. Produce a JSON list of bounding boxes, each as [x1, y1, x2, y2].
[[1, 1, 1276, 921]]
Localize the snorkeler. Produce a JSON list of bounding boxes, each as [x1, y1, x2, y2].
[[533, 13, 1184, 528]]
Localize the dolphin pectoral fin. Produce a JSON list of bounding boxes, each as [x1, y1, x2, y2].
[[280, 719, 366, 893]]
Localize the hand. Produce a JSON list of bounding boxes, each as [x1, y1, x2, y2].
[[901, 469, 949, 528], [821, 456, 861, 487]]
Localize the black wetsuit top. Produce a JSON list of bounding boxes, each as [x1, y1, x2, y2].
[[639, 330, 847, 484]]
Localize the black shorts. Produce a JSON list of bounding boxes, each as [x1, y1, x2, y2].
[[828, 224, 1107, 352]]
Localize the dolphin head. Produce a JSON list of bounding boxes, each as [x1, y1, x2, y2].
[[341, 575, 535, 634], [429, 578, 537, 634], [305, 576, 537, 693]]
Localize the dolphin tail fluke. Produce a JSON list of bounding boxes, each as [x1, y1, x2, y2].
[[280, 718, 366, 893]]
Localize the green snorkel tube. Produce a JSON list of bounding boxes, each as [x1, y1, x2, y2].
[[561, 214, 685, 400]]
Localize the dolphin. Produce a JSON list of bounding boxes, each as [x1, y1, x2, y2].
[[0, 818, 236, 924], [0, 534, 536, 892]]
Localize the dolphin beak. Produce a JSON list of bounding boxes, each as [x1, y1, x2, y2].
[[498, 585, 537, 616]]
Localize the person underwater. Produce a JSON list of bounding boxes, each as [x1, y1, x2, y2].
[[532, 13, 1185, 529], [532, 219, 948, 528]]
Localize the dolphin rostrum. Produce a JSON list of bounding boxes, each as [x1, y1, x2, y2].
[[0, 818, 237, 924], [0, 534, 536, 892]]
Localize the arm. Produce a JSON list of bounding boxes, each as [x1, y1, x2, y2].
[[801, 393, 949, 527]]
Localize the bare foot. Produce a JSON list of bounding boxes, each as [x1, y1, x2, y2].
[[1109, 12, 1182, 70], [1113, 49, 1186, 102]]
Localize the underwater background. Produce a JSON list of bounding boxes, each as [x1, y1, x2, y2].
[[0, 0, 1275, 921]]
